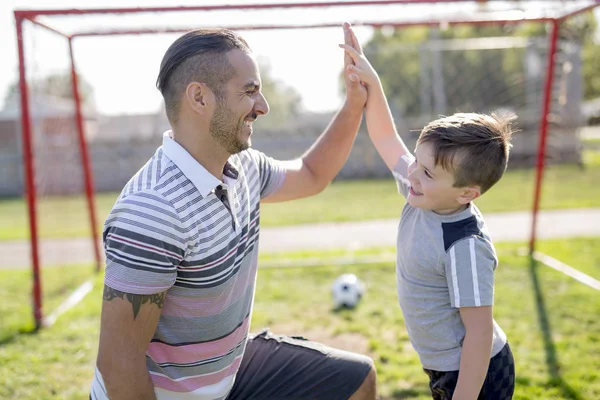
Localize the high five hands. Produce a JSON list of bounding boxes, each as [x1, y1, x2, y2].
[[340, 23, 379, 89], [342, 22, 367, 107]]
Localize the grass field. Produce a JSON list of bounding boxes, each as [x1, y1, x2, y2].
[[0, 264, 94, 343], [1, 237, 599, 399], [1, 156, 599, 241], [261, 161, 600, 227]]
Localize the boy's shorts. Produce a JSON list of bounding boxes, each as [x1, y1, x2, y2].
[[423, 342, 515, 400], [226, 329, 374, 400]]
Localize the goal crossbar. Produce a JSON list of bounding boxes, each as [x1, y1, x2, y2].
[[15, 1, 600, 38]]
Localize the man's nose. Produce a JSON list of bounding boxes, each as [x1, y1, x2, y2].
[[255, 92, 269, 116]]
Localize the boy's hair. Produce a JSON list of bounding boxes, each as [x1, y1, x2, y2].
[[417, 112, 517, 194]]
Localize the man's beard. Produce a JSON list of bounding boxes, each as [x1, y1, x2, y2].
[[209, 102, 250, 155]]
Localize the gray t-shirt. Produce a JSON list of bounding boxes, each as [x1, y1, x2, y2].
[[392, 154, 507, 371]]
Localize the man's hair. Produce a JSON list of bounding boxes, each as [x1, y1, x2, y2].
[[156, 29, 251, 123], [417, 112, 517, 194]]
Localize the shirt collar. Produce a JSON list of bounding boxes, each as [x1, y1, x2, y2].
[[161, 131, 238, 197]]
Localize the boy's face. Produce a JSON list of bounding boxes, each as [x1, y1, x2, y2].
[[407, 142, 480, 215]]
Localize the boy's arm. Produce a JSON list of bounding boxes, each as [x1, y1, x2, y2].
[[443, 236, 498, 399], [363, 79, 412, 171], [340, 25, 411, 171], [453, 306, 494, 400]]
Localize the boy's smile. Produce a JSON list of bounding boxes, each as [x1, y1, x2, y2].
[[409, 186, 423, 196]]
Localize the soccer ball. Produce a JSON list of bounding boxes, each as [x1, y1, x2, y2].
[[332, 274, 365, 309]]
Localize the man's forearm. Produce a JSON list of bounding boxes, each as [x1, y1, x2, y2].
[[301, 100, 364, 189], [453, 331, 493, 400]]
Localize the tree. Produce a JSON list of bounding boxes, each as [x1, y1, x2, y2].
[[2, 73, 95, 110], [253, 58, 303, 130], [361, 11, 600, 121], [361, 25, 525, 119], [517, 12, 600, 100]]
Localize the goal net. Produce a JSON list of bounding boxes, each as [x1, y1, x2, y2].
[[7, 0, 596, 332], [1, 19, 99, 337]]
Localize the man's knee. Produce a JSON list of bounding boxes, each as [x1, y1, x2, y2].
[[362, 364, 377, 389], [350, 359, 378, 400]]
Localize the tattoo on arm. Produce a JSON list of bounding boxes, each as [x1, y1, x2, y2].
[[103, 285, 165, 320]]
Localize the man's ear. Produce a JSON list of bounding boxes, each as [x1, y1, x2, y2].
[[457, 186, 481, 204], [185, 82, 214, 115]]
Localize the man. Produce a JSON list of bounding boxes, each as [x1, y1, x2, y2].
[[91, 24, 377, 400]]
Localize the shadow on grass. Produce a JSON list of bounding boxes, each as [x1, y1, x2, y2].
[[0, 324, 37, 346], [528, 256, 583, 400], [388, 385, 430, 399]]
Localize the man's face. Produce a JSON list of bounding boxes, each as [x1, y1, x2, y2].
[[209, 49, 269, 154], [406, 142, 468, 215]]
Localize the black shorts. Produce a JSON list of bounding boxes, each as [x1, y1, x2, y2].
[[423, 342, 515, 400], [226, 329, 374, 400]]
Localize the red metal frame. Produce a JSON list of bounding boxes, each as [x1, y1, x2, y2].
[[558, 3, 600, 22], [23, 17, 69, 38], [15, 15, 43, 329], [69, 38, 102, 273], [70, 18, 562, 38], [529, 19, 560, 254], [13, 1, 600, 327], [11, 1, 514, 18]]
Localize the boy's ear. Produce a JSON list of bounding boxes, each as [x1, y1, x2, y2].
[[457, 186, 481, 204]]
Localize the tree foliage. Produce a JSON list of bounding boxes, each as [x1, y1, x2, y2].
[[3, 73, 95, 110], [361, 12, 600, 121], [254, 59, 303, 130]]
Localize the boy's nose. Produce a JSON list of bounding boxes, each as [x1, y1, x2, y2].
[[407, 170, 417, 182]]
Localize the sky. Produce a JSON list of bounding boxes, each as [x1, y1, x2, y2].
[[2, 1, 599, 116], [0, 0, 376, 116]]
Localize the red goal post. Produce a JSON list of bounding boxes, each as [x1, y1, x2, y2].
[[13, 0, 600, 328]]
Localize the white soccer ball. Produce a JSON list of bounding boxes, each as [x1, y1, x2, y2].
[[332, 273, 365, 309]]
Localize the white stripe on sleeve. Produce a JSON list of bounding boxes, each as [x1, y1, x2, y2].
[[450, 246, 461, 307], [469, 238, 481, 306]]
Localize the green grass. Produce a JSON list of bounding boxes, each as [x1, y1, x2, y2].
[[1, 238, 599, 399], [0, 264, 96, 343], [0, 192, 119, 241], [582, 136, 600, 146], [1, 150, 599, 241], [536, 237, 600, 279], [260, 155, 600, 227], [3, 163, 600, 241], [0, 273, 103, 399]]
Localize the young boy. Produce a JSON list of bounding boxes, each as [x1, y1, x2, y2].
[[340, 25, 516, 400]]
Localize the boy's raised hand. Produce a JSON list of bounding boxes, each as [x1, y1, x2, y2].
[[340, 24, 379, 88], [341, 23, 411, 171]]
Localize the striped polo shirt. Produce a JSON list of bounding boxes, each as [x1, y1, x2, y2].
[[91, 132, 285, 400]]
